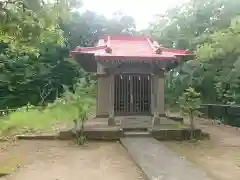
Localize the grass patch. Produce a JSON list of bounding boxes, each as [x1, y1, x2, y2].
[[0, 104, 79, 137], [0, 158, 22, 175]]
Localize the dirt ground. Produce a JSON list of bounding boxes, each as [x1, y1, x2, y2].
[[1, 116, 240, 180], [164, 118, 240, 180], [0, 141, 146, 180]]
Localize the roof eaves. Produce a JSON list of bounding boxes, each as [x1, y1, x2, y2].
[[162, 48, 192, 55]]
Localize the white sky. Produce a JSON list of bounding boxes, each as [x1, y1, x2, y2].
[[82, 0, 189, 30]]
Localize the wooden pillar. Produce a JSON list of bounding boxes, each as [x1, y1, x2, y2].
[[96, 75, 110, 118], [151, 75, 155, 117], [96, 62, 110, 118], [108, 74, 115, 126], [152, 71, 165, 126], [158, 75, 165, 115]]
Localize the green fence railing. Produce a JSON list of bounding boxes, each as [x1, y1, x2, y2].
[[199, 104, 240, 127]]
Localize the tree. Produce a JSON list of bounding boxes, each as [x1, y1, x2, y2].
[[0, 0, 73, 55], [0, 0, 89, 110], [62, 11, 137, 49], [196, 16, 240, 104], [146, 0, 240, 107], [178, 87, 201, 139], [62, 78, 95, 145]]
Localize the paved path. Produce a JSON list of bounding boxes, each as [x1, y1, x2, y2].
[[120, 137, 214, 180]]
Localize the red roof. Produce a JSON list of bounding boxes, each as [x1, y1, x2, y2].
[[70, 35, 192, 61]]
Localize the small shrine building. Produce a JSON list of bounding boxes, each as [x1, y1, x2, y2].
[[71, 35, 192, 126]]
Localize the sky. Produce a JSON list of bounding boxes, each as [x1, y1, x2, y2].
[[82, 0, 189, 30]]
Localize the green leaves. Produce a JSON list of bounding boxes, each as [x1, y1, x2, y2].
[[0, 0, 69, 55], [61, 77, 95, 121], [0, 0, 85, 109], [63, 11, 137, 49], [197, 16, 240, 61], [178, 87, 201, 115], [148, 0, 240, 106]]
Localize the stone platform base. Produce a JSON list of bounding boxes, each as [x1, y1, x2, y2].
[[15, 127, 209, 141], [16, 117, 209, 141], [58, 127, 209, 141]]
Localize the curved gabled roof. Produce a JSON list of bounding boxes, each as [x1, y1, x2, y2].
[[70, 35, 192, 61]]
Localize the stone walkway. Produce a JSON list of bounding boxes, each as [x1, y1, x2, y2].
[[120, 137, 214, 180]]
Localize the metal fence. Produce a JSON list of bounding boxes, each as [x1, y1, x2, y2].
[[199, 104, 240, 127]]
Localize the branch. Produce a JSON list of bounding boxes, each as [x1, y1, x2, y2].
[[40, 88, 53, 105], [0, 0, 29, 14], [39, 82, 53, 105]]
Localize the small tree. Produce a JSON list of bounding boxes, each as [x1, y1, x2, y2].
[[178, 87, 201, 139], [62, 78, 95, 145]]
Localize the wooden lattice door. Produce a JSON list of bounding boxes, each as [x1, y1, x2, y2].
[[114, 74, 151, 115]]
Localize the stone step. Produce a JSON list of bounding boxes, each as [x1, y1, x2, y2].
[[121, 127, 149, 132], [123, 131, 151, 137], [121, 121, 151, 125], [121, 122, 151, 125]]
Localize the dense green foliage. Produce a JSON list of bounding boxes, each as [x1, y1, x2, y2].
[[148, 0, 240, 106], [0, 0, 137, 110], [63, 11, 136, 48]]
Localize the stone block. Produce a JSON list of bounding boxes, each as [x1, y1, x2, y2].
[[108, 117, 116, 126], [151, 128, 208, 141], [84, 130, 122, 140], [59, 130, 74, 140], [152, 116, 160, 126]]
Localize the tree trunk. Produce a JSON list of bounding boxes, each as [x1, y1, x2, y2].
[[81, 119, 84, 139], [189, 110, 195, 139], [73, 119, 80, 144]]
